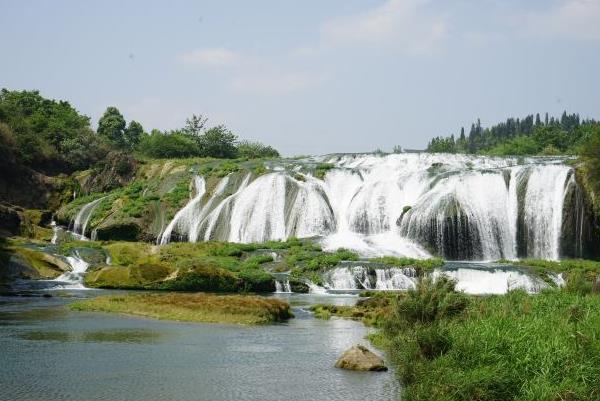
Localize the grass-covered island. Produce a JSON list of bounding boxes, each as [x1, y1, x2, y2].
[[70, 292, 293, 325]]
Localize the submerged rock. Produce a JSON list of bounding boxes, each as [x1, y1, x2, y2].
[[335, 345, 387, 371]]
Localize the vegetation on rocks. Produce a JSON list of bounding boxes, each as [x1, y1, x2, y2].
[[70, 292, 292, 325]]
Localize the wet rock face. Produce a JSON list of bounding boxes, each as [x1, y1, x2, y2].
[[0, 203, 22, 236], [335, 345, 388, 372]]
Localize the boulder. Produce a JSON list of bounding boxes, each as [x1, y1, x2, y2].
[[335, 345, 388, 371]]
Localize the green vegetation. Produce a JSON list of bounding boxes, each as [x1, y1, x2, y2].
[[1, 242, 69, 279], [427, 112, 599, 156], [0, 89, 108, 173], [69, 292, 292, 325], [373, 277, 600, 401], [311, 294, 393, 327], [0, 88, 280, 209], [314, 163, 334, 179]]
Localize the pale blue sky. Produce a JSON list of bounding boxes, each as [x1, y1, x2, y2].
[[1, 0, 599, 155]]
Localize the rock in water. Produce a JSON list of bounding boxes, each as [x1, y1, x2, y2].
[[335, 345, 388, 371]]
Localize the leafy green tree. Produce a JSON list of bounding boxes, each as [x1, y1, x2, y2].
[[138, 131, 200, 158], [124, 120, 144, 149], [98, 106, 126, 147], [183, 114, 208, 137], [198, 125, 238, 158], [237, 140, 279, 159], [0, 89, 100, 172]]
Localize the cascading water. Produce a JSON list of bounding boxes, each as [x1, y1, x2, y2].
[[161, 154, 576, 261], [274, 280, 292, 293], [72, 197, 106, 239], [53, 251, 90, 290], [375, 268, 417, 290], [522, 165, 571, 260], [159, 176, 206, 244]]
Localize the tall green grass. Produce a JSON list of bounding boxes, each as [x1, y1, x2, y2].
[[381, 278, 600, 401]]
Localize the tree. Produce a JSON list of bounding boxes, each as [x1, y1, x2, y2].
[[124, 120, 144, 149], [183, 114, 208, 137], [98, 107, 126, 147], [237, 140, 280, 159], [198, 125, 238, 158]]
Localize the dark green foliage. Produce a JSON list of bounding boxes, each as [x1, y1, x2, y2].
[[97, 107, 126, 147], [137, 130, 201, 158], [197, 125, 238, 158], [386, 276, 468, 329], [237, 140, 280, 159], [0, 88, 108, 173], [165, 265, 238, 292], [124, 120, 144, 149], [427, 112, 599, 156]]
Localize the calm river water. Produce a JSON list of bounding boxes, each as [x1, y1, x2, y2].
[[0, 290, 398, 401]]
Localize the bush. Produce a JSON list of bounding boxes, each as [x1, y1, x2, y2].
[[237, 140, 279, 159], [138, 131, 200, 158]]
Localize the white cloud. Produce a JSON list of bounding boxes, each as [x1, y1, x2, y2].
[[522, 0, 600, 40], [228, 72, 320, 95], [180, 47, 238, 67], [316, 0, 447, 54]]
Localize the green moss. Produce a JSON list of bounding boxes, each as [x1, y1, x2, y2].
[[314, 163, 334, 180]]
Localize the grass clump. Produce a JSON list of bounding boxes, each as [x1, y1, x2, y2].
[[311, 294, 393, 327], [70, 293, 292, 325], [381, 277, 600, 401]]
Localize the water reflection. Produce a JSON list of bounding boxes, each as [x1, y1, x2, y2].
[[19, 329, 161, 344]]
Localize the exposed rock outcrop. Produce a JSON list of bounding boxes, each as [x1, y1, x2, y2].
[[335, 345, 388, 371]]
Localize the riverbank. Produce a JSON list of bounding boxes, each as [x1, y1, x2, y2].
[[69, 292, 293, 325], [316, 276, 600, 401]]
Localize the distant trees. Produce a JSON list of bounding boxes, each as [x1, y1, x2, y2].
[[136, 115, 279, 160], [124, 121, 144, 149], [0, 89, 108, 173], [237, 140, 280, 159], [427, 112, 599, 156], [98, 107, 144, 150], [97, 107, 126, 147], [0, 89, 280, 173]]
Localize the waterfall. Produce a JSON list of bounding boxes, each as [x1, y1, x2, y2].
[[53, 251, 90, 289], [432, 266, 547, 295], [375, 268, 417, 290], [522, 165, 571, 260], [160, 154, 577, 261], [159, 176, 206, 245], [227, 173, 288, 243], [201, 174, 252, 240], [50, 221, 59, 245], [72, 197, 106, 239], [275, 280, 292, 293]]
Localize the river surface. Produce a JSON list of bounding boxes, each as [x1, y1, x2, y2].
[[0, 289, 398, 401]]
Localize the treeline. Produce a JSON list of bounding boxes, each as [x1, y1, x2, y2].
[[427, 112, 600, 156], [0, 89, 279, 175]]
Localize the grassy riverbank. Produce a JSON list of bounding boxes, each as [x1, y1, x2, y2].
[[310, 272, 600, 400], [373, 278, 600, 401], [69, 292, 293, 325]]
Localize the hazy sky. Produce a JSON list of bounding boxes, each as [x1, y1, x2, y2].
[[2, 0, 600, 155]]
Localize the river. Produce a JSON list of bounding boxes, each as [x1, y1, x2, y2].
[[0, 289, 398, 401]]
